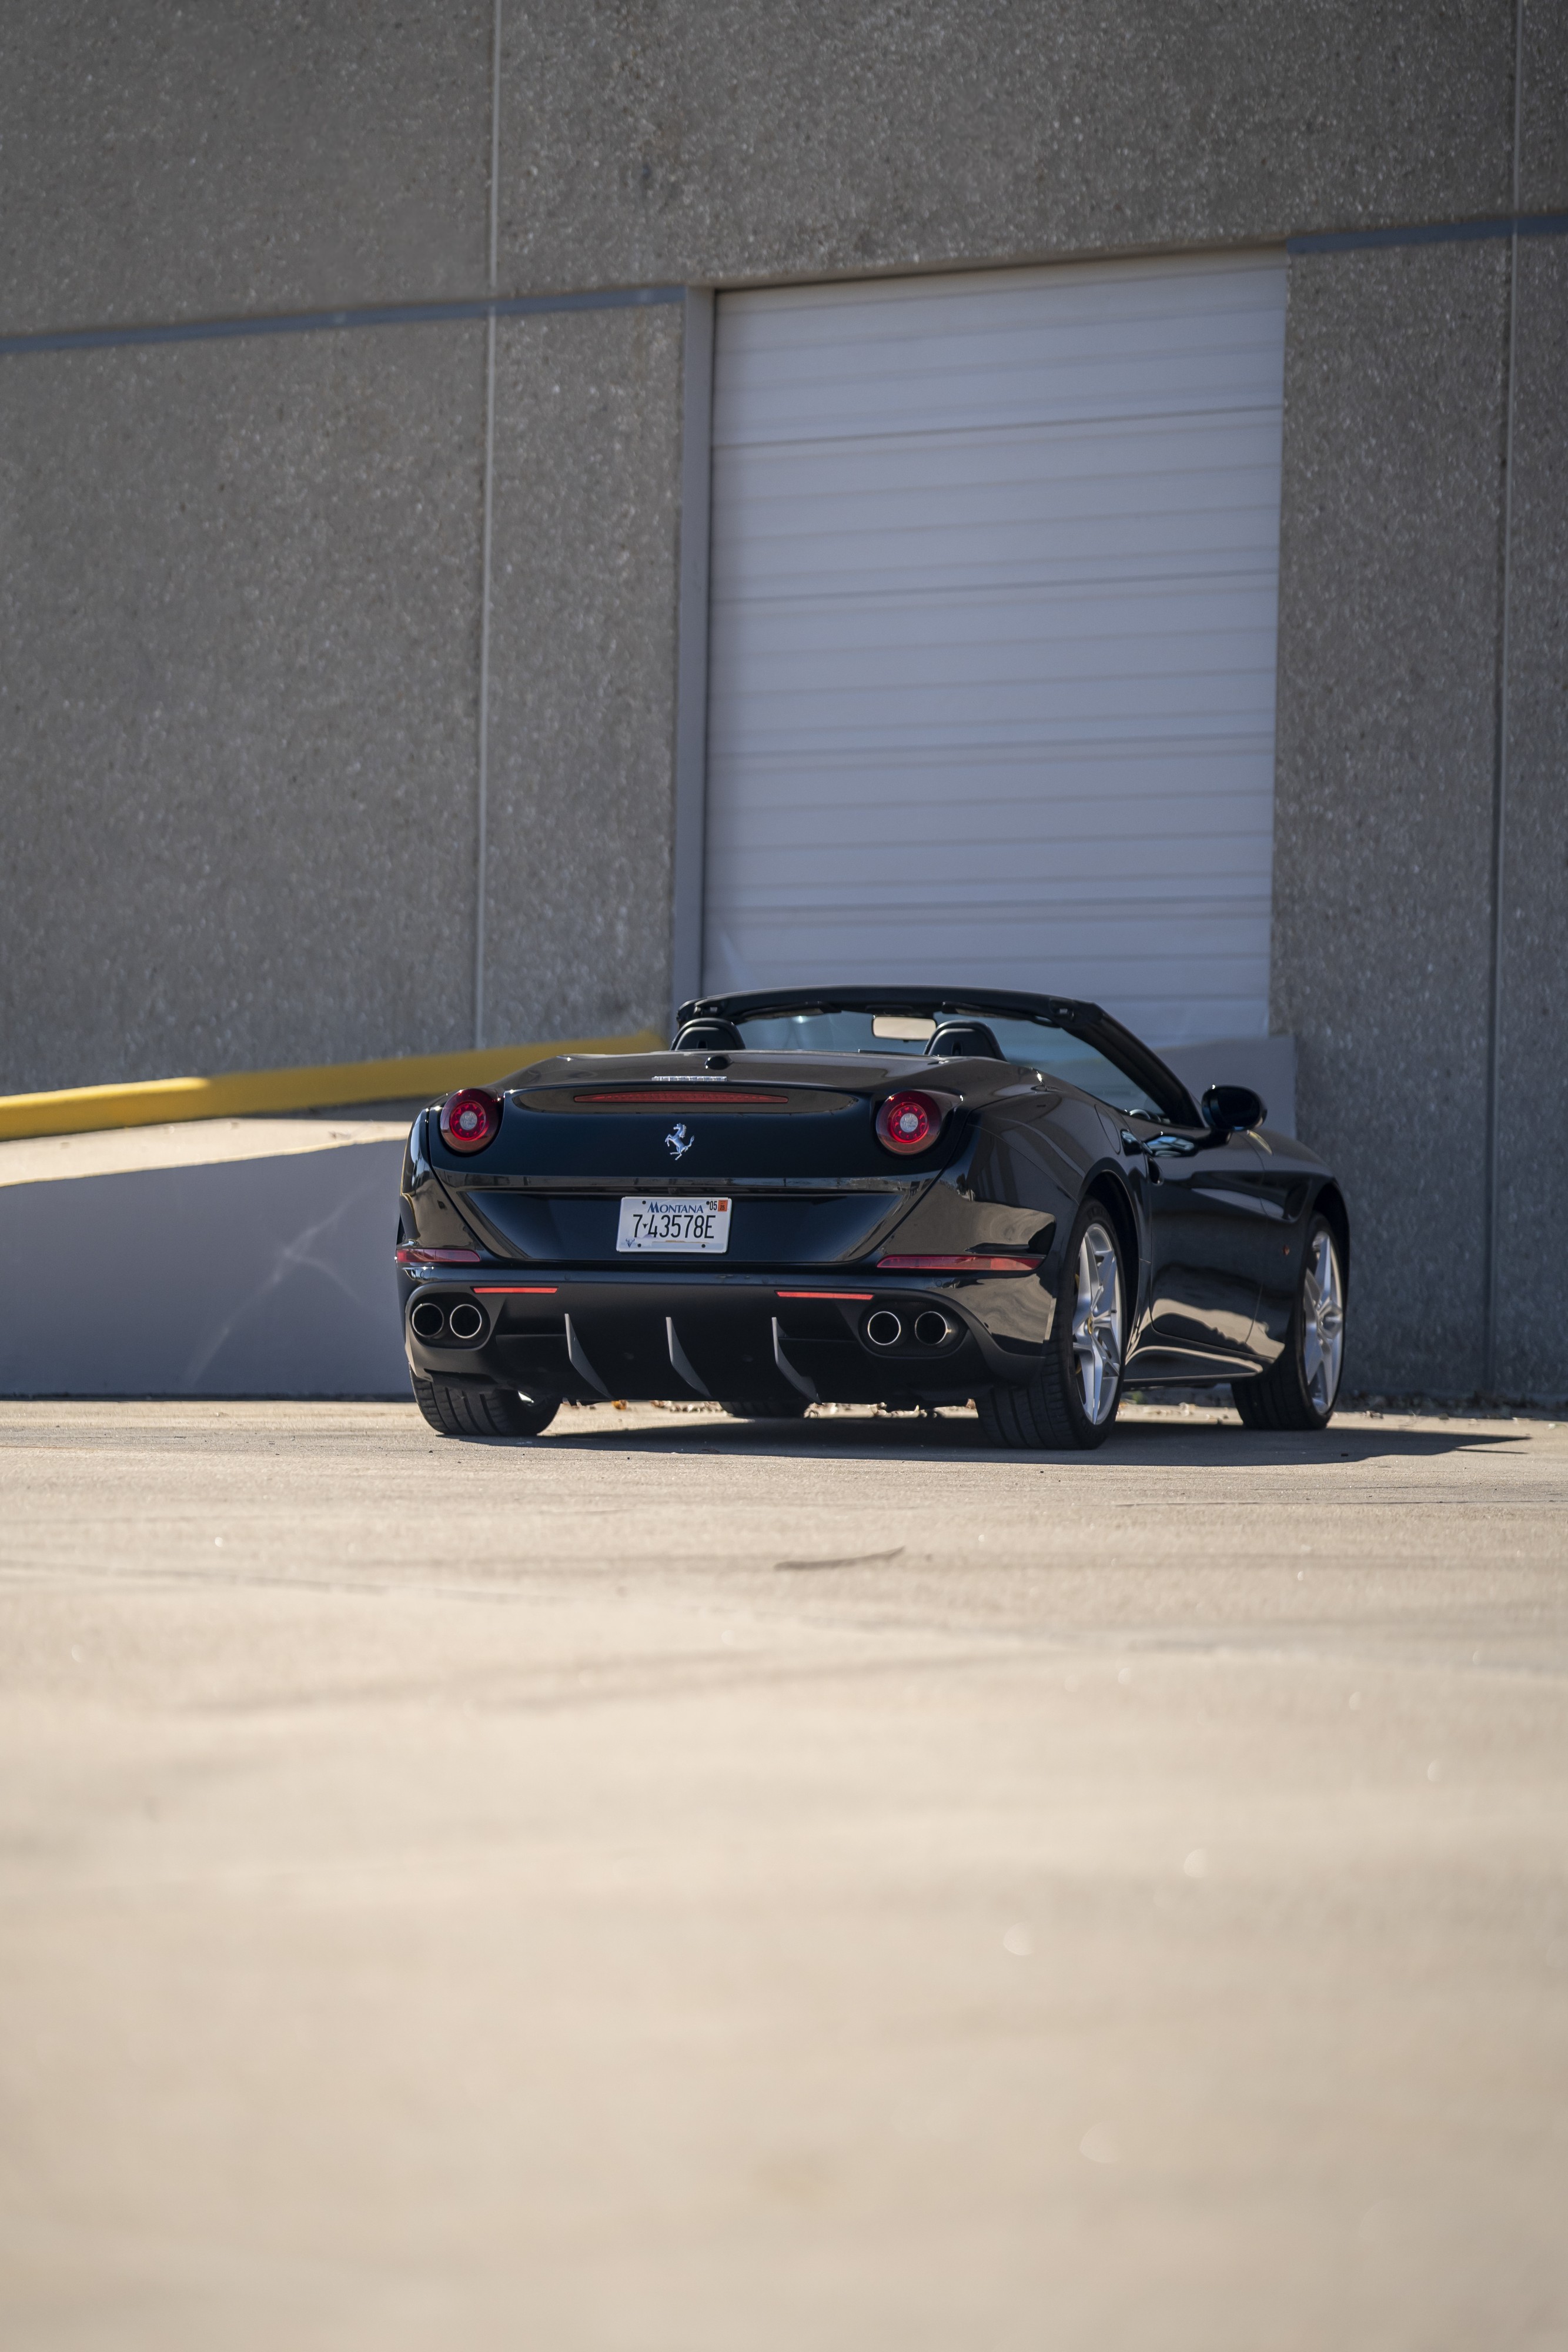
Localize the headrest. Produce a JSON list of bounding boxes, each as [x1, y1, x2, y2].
[[928, 1020, 1004, 1060], [671, 1018, 745, 1050]]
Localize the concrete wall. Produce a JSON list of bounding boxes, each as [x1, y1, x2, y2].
[[0, 3, 494, 332], [497, 1, 1516, 283], [1270, 242, 1510, 1394], [483, 305, 685, 1046], [1271, 252, 1567, 1391], [2, 2, 1564, 1394], [0, 326, 487, 1093], [0, 8, 692, 1098]]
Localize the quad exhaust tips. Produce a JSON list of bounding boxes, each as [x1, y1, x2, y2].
[[409, 1293, 958, 1359], [864, 1308, 957, 1350]]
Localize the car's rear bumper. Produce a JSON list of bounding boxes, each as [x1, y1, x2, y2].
[[400, 1264, 1055, 1405]]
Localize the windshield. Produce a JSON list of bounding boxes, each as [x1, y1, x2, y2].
[[732, 1008, 1173, 1120]]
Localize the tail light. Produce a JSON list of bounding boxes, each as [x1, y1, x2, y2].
[[877, 1252, 1041, 1272], [439, 1088, 502, 1153], [875, 1090, 942, 1155]]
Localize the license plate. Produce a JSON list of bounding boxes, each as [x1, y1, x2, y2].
[[616, 1196, 731, 1254]]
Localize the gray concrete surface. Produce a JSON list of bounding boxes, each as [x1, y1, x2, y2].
[[497, 1, 1515, 291], [2, 1396, 1564, 2350], [0, 3, 492, 335], [0, 326, 484, 1094], [483, 305, 685, 1045], [1270, 242, 1509, 1395]]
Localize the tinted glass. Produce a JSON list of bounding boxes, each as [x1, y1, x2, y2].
[[730, 1008, 1172, 1119], [734, 1010, 912, 1055], [983, 1020, 1169, 1118]]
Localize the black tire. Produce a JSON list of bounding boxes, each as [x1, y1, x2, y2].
[[1232, 1215, 1346, 1432], [975, 1197, 1127, 1451], [412, 1374, 560, 1438], [720, 1398, 810, 1420]]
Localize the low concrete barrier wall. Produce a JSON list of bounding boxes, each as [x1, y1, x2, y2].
[[0, 1122, 409, 1397]]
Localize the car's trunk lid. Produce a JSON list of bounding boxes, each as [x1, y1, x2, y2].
[[431, 1051, 960, 1267]]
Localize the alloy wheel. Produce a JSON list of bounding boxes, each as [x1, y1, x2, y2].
[[1072, 1220, 1124, 1425], [1301, 1228, 1345, 1413]]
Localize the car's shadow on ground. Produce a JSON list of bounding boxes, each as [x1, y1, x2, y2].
[[513, 1413, 1524, 1468]]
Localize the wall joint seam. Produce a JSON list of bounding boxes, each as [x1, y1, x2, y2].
[[473, 0, 505, 1050], [0, 285, 685, 362], [1288, 209, 1567, 256]]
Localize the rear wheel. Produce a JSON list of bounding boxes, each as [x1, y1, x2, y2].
[[976, 1200, 1126, 1451], [720, 1398, 809, 1421], [412, 1375, 560, 1438], [1232, 1217, 1345, 1432]]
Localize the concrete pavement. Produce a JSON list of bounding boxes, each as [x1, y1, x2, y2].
[[2, 1398, 1565, 2350]]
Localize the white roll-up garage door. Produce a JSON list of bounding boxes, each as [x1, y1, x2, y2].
[[702, 252, 1287, 1047]]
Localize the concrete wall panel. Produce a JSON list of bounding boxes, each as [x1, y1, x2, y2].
[[0, 326, 485, 1093], [500, 1, 1514, 295], [0, 2, 492, 336], [1271, 243, 1507, 1394], [1495, 240, 1568, 1398], [482, 305, 684, 1046], [1520, 0, 1568, 213]]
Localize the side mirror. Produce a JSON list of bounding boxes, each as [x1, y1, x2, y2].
[[1201, 1083, 1266, 1137]]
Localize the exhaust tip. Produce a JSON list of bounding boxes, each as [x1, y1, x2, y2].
[[410, 1299, 446, 1340], [446, 1300, 486, 1343], [865, 1309, 903, 1348], [914, 1309, 955, 1347]]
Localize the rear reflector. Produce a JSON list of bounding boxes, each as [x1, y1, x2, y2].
[[396, 1245, 483, 1265], [876, 1253, 1042, 1272], [777, 1290, 874, 1301], [474, 1285, 559, 1294], [573, 1088, 788, 1104]]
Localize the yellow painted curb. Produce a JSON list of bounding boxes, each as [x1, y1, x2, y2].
[[0, 1031, 666, 1143]]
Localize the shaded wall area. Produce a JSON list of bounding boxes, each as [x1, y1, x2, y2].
[[1495, 238, 1568, 1399], [1270, 244, 1508, 1394], [1272, 230, 1568, 1396]]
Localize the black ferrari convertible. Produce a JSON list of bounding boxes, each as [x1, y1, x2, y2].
[[396, 987, 1348, 1448]]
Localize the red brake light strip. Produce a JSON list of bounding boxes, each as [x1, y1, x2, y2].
[[777, 1290, 874, 1301], [474, 1285, 559, 1294], [572, 1088, 788, 1104]]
